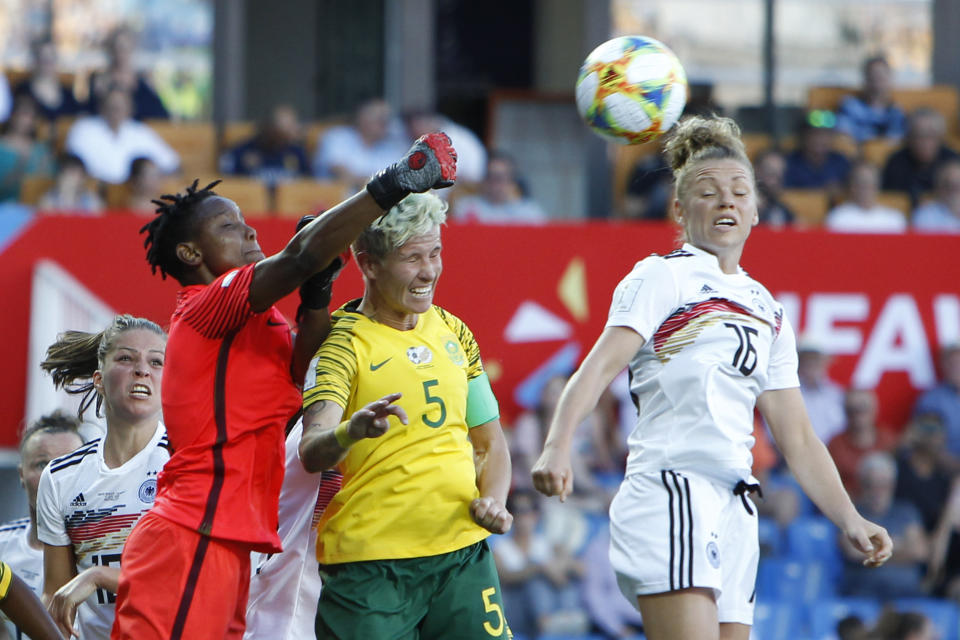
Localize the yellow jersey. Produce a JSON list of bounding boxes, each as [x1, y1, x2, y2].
[[303, 302, 490, 564]]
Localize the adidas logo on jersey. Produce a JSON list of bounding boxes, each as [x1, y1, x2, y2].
[[70, 492, 86, 507], [699, 284, 717, 294]]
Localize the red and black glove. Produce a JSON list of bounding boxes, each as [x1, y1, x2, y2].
[[296, 215, 350, 312], [365, 132, 457, 211]]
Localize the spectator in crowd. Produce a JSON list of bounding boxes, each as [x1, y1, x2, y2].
[[452, 152, 547, 224], [0, 95, 53, 202], [65, 86, 178, 184], [783, 112, 852, 198], [914, 341, 960, 458], [118, 157, 164, 213], [754, 148, 796, 227], [828, 388, 897, 496], [493, 490, 586, 639], [88, 26, 168, 121], [312, 97, 409, 186], [13, 38, 84, 122], [882, 108, 960, 207], [870, 610, 939, 640], [37, 153, 103, 214], [825, 160, 907, 233], [405, 110, 487, 185], [582, 526, 644, 639], [927, 478, 960, 600], [619, 144, 671, 220], [219, 104, 310, 185], [797, 334, 846, 442], [0, 412, 83, 640], [894, 413, 954, 534], [0, 71, 11, 123], [911, 159, 960, 233], [836, 614, 868, 640], [509, 375, 603, 498], [797, 335, 846, 444], [840, 452, 928, 600], [836, 55, 907, 144]]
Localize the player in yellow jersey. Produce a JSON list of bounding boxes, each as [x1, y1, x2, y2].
[[300, 192, 513, 640], [0, 560, 64, 639]]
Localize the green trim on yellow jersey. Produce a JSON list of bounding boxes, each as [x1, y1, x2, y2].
[[303, 301, 495, 564]]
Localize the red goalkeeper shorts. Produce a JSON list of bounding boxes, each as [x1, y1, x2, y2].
[[111, 511, 251, 640]]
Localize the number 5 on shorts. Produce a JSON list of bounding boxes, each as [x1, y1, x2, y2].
[[481, 587, 505, 636]]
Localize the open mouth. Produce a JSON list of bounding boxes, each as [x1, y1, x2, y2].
[[410, 286, 432, 298], [714, 216, 737, 228], [130, 384, 151, 398]]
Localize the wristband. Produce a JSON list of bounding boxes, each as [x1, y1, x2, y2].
[[334, 420, 358, 449], [0, 561, 11, 601]]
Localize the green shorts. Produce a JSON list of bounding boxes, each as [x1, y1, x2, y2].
[[316, 540, 512, 640]]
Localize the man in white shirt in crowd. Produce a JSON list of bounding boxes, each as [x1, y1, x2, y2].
[[65, 86, 179, 184]]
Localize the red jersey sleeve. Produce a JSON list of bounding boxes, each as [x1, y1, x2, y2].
[[177, 263, 256, 338]]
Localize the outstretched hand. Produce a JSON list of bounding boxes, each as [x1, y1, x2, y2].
[[845, 517, 893, 568], [346, 393, 409, 441], [531, 446, 574, 502]]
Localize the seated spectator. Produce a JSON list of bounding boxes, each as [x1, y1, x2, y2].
[[911, 159, 960, 233], [37, 153, 103, 214], [405, 110, 486, 185], [895, 413, 953, 534], [452, 152, 547, 224], [914, 341, 960, 459], [797, 335, 846, 443], [13, 37, 84, 122], [312, 98, 409, 186], [783, 112, 852, 197], [836, 614, 868, 640], [581, 526, 643, 639], [882, 107, 960, 207], [88, 25, 168, 120], [827, 388, 897, 495], [840, 452, 928, 599], [0, 95, 53, 202], [121, 157, 164, 213], [825, 160, 907, 233], [492, 490, 586, 639], [620, 142, 671, 220], [754, 148, 796, 227], [836, 55, 907, 144], [65, 86, 178, 184], [219, 104, 309, 185], [870, 610, 938, 640]]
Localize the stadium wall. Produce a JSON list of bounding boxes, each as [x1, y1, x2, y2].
[[0, 215, 957, 446]]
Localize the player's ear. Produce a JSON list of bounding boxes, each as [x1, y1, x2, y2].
[[671, 198, 683, 226], [175, 241, 202, 268], [355, 251, 378, 280], [92, 370, 104, 393]]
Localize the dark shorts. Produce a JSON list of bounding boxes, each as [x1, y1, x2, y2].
[[316, 540, 512, 640]]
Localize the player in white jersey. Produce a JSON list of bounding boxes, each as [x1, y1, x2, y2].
[[243, 420, 342, 640], [0, 413, 83, 640], [532, 115, 892, 640], [34, 315, 167, 640]]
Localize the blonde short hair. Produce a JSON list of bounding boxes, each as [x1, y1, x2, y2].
[[664, 115, 752, 200], [352, 193, 448, 260]]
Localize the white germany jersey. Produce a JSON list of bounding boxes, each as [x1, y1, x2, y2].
[[606, 243, 799, 485], [244, 421, 342, 640], [0, 517, 43, 639], [35, 424, 169, 640]]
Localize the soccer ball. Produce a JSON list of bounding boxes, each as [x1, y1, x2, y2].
[[575, 35, 688, 145]]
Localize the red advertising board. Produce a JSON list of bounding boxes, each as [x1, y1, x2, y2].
[[0, 215, 957, 446]]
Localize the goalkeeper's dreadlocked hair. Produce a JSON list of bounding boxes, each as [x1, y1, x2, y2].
[[140, 179, 221, 282]]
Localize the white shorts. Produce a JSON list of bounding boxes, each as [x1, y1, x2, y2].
[[609, 470, 759, 625]]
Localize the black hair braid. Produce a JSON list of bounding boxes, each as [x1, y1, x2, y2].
[[140, 178, 221, 281]]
